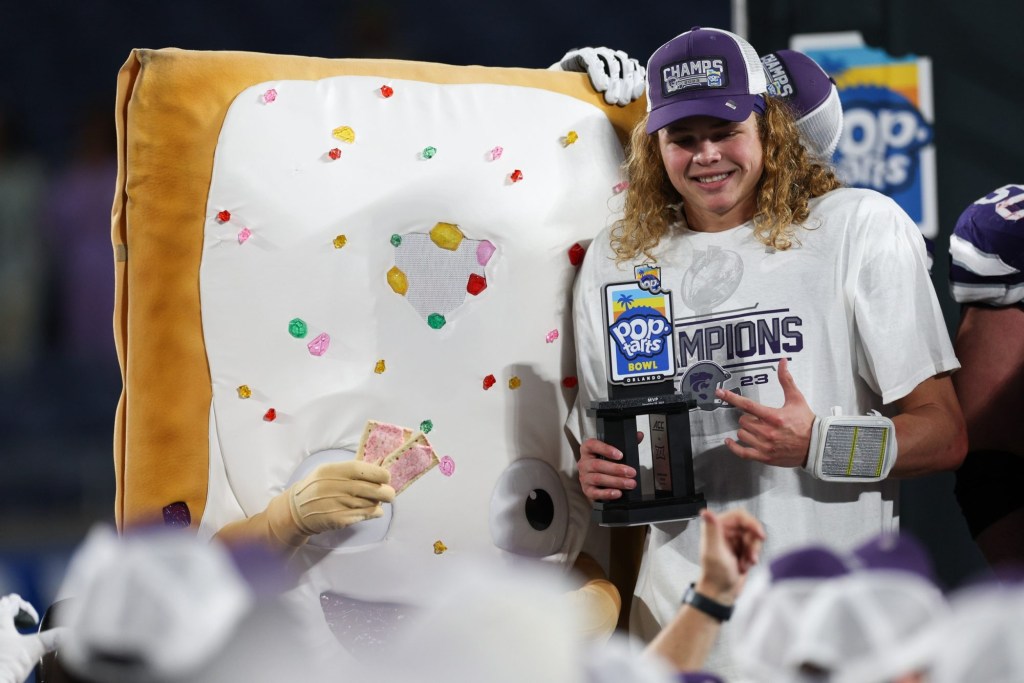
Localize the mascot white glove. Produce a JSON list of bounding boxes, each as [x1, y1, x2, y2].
[[215, 461, 396, 553], [0, 594, 64, 683], [550, 47, 646, 106]]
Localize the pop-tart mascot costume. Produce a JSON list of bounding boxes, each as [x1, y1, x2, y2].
[[100, 45, 647, 671]]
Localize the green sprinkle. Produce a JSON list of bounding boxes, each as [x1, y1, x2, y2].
[[288, 318, 308, 338]]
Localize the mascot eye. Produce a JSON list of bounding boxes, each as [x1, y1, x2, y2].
[[489, 459, 568, 557], [524, 489, 555, 531], [287, 449, 392, 549]]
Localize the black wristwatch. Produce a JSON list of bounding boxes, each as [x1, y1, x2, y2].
[[681, 583, 733, 622]]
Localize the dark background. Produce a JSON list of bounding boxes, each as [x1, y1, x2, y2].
[[2, 0, 1020, 615]]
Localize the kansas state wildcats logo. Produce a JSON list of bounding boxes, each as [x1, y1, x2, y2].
[[679, 360, 732, 411]]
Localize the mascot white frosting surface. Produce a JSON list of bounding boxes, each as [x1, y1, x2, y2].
[[187, 74, 625, 655]]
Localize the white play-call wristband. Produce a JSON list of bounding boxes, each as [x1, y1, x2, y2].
[[804, 407, 897, 482]]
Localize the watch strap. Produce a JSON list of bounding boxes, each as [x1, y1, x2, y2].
[[681, 582, 733, 622]]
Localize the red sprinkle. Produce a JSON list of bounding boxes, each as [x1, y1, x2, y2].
[[263, 408, 277, 422], [568, 242, 586, 266], [562, 376, 578, 389], [467, 273, 487, 296], [380, 84, 394, 98], [328, 148, 342, 160], [217, 210, 231, 223], [483, 374, 497, 390], [510, 169, 523, 183]]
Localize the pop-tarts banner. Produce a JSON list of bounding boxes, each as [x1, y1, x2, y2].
[[792, 32, 938, 239]]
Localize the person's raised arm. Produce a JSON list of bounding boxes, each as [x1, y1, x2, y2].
[[645, 508, 764, 672]]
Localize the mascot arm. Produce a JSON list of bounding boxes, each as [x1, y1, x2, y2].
[[215, 461, 395, 554]]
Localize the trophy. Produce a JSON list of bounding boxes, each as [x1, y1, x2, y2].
[[588, 275, 706, 526]]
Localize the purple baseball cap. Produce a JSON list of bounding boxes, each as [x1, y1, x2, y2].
[[852, 532, 937, 583], [761, 49, 833, 118], [645, 26, 768, 133], [761, 49, 843, 159], [769, 545, 851, 581], [678, 671, 726, 683]]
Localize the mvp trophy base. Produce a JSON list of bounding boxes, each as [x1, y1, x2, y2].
[[593, 493, 706, 527], [590, 389, 705, 527]]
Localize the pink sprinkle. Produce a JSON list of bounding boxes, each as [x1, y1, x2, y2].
[[612, 181, 630, 194], [545, 329, 559, 343], [439, 456, 455, 477], [263, 88, 278, 104], [237, 227, 252, 244], [307, 332, 330, 356], [489, 146, 503, 161], [476, 240, 495, 266]]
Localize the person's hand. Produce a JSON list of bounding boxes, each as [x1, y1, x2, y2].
[[577, 438, 638, 502], [0, 594, 65, 683], [550, 47, 646, 106], [715, 358, 816, 468], [695, 508, 765, 604]]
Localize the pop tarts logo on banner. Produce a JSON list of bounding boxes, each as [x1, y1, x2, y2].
[[792, 32, 938, 238], [603, 282, 676, 385]]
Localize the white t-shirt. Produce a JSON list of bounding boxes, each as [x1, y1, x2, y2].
[[567, 187, 958, 677]]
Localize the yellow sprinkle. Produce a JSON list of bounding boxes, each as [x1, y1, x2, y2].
[[564, 130, 579, 146], [237, 385, 252, 399], [374, 359, 386, 374], [333, 234, 347, 249], [332, 125, 356, 143], [387, 266, 409, 295], [508, 376, 521, 390], [429, 222, 464, 251], [433, 540, 448, 555]]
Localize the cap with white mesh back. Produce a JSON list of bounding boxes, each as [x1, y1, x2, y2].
[[925, 580, 1024, 683], [760, 49, 843, 159], [787, 570, 948, 683], [731, 536, 940, 682], [730, 545, 852, 680], [645, 26, 768, 133], [56, 526, 254, 683]]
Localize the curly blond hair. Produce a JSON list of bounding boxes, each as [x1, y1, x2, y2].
[[611, 96, 842, 262]]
